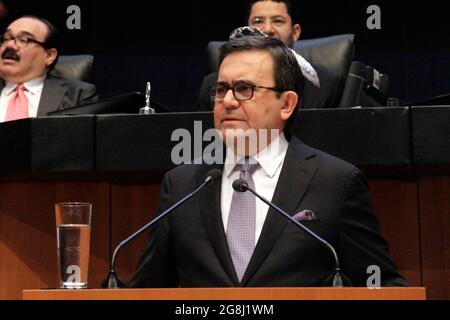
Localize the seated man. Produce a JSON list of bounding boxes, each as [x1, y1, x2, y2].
[[197, 0, 344, 111], [130, 35, 406, 288], [0, 15, 98, 122]]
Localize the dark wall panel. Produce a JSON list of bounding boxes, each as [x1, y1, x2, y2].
[[1, 1, 449, 109]]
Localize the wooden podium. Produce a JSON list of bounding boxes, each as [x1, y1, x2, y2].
[[23, 287, 426, 300]]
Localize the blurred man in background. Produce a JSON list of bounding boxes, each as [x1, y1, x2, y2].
[[197, 0, 344, 111]]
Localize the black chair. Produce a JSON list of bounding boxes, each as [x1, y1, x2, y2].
[[206, 34, 355, 77], [50, 54, 94, 83]]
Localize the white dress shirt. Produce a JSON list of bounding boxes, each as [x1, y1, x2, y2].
[[0, 75, 46, 122], [221, 132, 289, 245]]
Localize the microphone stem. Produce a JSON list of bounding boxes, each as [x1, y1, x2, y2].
[[246, 187, 341, 271], [110, 180, 209, 272]]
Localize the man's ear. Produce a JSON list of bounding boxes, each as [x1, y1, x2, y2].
[[293, 23, 301, 42], [45, 48, 58, 68], [280, 91, 299, 121]]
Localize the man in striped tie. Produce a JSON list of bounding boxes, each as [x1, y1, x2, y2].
[[130, 35, 406, 288]]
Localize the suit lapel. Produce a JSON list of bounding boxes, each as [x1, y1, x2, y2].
[[241, 137, 319, 284], [37, 77, 68, 116], [197, 163, 240, 285]]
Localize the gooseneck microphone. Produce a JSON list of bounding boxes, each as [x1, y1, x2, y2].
[[232, 179, 351, 287], [102, 169, 222, 288]]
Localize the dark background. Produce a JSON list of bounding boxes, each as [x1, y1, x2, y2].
[[1, 0, 449, 111]]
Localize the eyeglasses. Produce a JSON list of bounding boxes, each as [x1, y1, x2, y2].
[[228, 26, 268, 40], [0, 33, 46, 49], [210, 83, 283, 102]]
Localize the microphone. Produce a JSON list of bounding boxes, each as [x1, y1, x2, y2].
[[102, 169, 222, 288], [232, 179, 351, 287], [139, 82, 156, 114]]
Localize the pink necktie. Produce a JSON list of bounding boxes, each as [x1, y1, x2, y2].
[[5, 84, 29, 121]]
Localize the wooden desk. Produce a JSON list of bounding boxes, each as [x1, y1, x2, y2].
[[23, 287, 426, 300]]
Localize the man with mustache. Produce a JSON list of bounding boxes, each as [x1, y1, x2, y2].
[[197, 0, 345, 111], [130, 35, 406, 288], [0, 16, 97, 122]]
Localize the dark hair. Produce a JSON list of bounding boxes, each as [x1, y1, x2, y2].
[[219, 36, 304, 132], [20, 15, 60, 70], [247, 0, 298, 23]]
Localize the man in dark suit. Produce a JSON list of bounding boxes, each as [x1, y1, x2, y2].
[[130, 36, 406, 287], [0, 16, 97, 122], [197, 0, 344, 111]]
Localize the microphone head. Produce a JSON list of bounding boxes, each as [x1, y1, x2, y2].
[[204, 169, 222, 184], [232, 179, 249, 192]]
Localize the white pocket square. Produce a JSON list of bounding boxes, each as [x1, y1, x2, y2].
[[293, 210, 317, 221]]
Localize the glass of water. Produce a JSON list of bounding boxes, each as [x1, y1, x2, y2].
[[55, 202, 92, 289]]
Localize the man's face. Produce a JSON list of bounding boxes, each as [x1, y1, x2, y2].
[[248, 1, 301, 48], [214, 50, 294, 153], [0, 17, 56, 83]]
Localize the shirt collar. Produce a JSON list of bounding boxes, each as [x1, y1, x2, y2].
[[4, 75, 47, 95], [223, 132, 289, 178]]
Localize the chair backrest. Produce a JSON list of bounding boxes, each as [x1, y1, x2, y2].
[[206, 34, 355, 76], [339, 61, 389, 108], [50, 54, 94, 83]]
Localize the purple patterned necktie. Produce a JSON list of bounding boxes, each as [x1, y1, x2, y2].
[[226, 159, 258, 282]]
